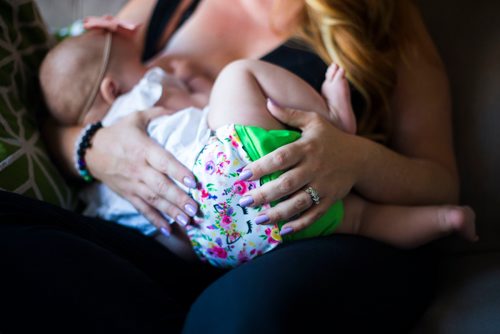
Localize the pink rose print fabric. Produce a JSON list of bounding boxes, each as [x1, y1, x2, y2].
[[188, 125, 282, 268]]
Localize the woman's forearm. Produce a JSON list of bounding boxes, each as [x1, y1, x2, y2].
[[354, 135, 459, 205], [42, 118, 81, 178]]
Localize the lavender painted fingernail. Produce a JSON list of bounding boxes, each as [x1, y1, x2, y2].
[[183, 177, 197, 188], [239, 196, 254, 207], [280, 226, 294, 236], [239, 170, 253, 181], [185, 203, 198, 217], [160, 227, 171, 238], [176, 214, 189, 226], [254, 215, 270, 225]]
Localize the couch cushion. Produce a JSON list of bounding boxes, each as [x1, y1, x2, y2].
[[412, 253, 500, 334], [0, 0, 75, 209], [418, 0, 500, 253]]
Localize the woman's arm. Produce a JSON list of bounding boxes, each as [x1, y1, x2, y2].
[[115, 0, 157, 54], [355, 34, 458, 204], [41, 1, 202, 233], [238, 5, 459, 232], [356, 2, 458, 204], [42, 107, 199, 233]]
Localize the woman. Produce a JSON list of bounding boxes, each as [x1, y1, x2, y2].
[[1, 0, 454, 332]]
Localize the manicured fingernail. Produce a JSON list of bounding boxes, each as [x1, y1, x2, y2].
[[176, 214, 189, 226], [160, 227, 170, 238], [280, 226, 294, 236], [239, 196, 254, 207], [183, 177, 197, 188], [267, 97, 282, 108], [239, 170, 253, 181], [185, 203, 197, 217], [254, 215, 269, 225]]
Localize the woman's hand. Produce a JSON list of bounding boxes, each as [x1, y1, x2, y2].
[[86, 107, 199, 235], [238, 100, 366, 235]]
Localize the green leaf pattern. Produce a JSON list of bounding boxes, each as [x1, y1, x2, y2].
[[0, 0, 76, 209]]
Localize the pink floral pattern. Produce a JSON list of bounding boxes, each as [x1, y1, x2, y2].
[[188, 125, 282, 268]]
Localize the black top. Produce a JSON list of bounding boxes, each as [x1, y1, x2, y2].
[[143, 0, 326, 90], [143, 0, 364, 111]]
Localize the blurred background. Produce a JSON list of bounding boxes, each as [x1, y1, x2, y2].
[[36, 0, 128, 30]]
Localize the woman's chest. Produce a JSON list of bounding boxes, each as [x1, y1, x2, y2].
[[159, 1, 287, 77]]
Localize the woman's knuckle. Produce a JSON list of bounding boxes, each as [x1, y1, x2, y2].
[[145, 192, 160, 204], [279, 176, 294, 193], [270, 210, 283, 223], [273, 150, 288, 166], [155, 179, 169, 196], [297, 220, 310, 230], [288, 108, 299, 119], [294, 196, 310, 211], [302, 141, 315, 155], [310, 112, 323, 124], [250, 164, 262, 177], [254, 191, 267, 205]]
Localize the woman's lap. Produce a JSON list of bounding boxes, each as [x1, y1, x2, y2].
[[0, 191, 221, 333], [0, 191, 435, 333], [184, 235, 435, 334]]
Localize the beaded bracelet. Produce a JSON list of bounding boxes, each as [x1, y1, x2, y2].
[[74, 121, 103, 183]]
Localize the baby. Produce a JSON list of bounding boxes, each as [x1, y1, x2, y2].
[[40, 17, 477, 268]]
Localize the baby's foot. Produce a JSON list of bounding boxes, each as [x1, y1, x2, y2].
[[438, 206, 478, 242], [321, 63, 357, 134]]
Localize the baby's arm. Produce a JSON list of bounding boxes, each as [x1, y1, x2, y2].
[[208, 60, 332, 130]]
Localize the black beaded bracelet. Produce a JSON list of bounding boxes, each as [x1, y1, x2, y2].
[[74, 121, 103, 183]]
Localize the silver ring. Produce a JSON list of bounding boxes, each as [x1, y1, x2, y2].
[[305, 186, 320, 205]]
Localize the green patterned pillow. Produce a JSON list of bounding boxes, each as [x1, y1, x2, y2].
[[0, 0, 76, 209]]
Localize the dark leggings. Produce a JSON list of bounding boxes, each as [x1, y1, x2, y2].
[[0, 191, 435, 333]]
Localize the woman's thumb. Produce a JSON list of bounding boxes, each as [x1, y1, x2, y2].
[[142, 106, 174, 124], [266, 98, 315, 129]]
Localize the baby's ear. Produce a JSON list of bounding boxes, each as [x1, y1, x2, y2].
[[100, 76, 120, 105]]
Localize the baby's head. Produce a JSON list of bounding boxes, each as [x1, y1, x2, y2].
[[40, 26, 145, 125]]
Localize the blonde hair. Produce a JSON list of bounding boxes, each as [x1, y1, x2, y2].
[[297, 0, 416, 141]]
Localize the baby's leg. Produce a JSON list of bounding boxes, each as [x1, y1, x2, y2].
[[337, 194, 478, 249], [208, 59, 331, 130]]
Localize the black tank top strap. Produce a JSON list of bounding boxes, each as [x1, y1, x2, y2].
[[142, 0, 201, 61]]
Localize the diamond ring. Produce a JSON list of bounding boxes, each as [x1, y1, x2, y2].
[[305, 186, 320, 205]]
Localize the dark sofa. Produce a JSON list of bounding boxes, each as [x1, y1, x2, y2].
[[0, 0, 499, 332], [412, 0, 500, 332]]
